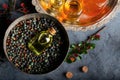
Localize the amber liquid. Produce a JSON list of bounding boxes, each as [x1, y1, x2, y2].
[[39, 0, 110, 26]]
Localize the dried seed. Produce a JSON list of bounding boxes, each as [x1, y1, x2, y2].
[[65, 72, 73, 79], [82, 66, 88, 73]]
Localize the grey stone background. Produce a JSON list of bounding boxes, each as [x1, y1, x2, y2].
[[0, 0, 120, 80]]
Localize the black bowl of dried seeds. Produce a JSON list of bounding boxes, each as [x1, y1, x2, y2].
[[3, 13, 69, 74]]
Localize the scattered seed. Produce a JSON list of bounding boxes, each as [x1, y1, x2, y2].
[[82, 66, 88, 73], [65, 72, 73, 79]]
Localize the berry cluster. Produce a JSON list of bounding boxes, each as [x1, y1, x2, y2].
[[0, 0, 29, 15], [66, 26, 105, 63]]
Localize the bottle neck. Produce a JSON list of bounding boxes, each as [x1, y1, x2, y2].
[[48, 27, 56, 36]]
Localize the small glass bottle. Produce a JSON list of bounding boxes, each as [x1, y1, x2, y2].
[[28, 27, 56, 55]]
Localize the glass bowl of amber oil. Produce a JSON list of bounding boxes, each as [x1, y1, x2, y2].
[[32, 0, 120, 31]]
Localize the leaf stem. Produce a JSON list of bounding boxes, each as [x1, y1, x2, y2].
[[86, 26, 106, 42], [13, 0, 17, 10]]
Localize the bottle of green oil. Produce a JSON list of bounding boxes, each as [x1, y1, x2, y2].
[[28, 27, 56, 55]]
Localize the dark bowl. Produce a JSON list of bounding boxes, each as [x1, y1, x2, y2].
[[3, 13, 69, 74]]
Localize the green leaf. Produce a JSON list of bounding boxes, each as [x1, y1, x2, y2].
[[77, 56, 82, 60], [78, 42, 82, 46], [70, 44, 76, 49], [83, 50, 88, 54], [79, 49, 87, 54], [90, 43, 96, 49]]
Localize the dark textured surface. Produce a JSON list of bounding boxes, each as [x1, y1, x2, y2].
[[0, 0, 120, 80]]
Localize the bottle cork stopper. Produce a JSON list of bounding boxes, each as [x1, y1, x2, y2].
[[48, 27, 56, 35]]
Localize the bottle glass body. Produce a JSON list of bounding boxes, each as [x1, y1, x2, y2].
[[28, 31, 53, 55]]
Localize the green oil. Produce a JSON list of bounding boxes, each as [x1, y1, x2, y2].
[[28, 27, 56, 55]]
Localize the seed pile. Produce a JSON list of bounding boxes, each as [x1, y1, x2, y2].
[[6, 16, 64, 74]]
